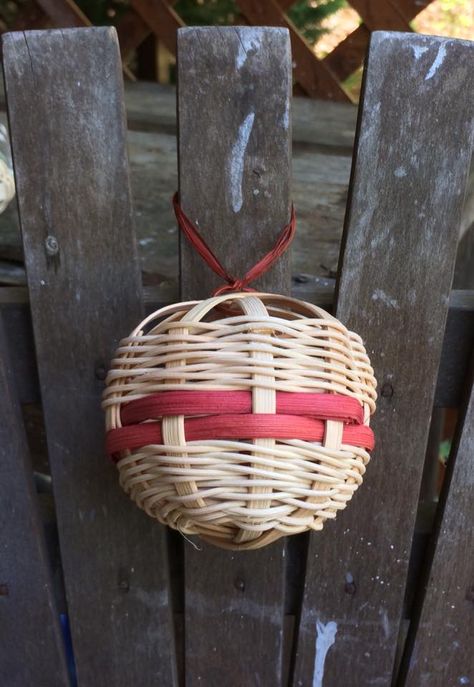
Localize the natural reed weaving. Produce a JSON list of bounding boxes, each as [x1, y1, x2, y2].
[[103, 293, 377, 550]]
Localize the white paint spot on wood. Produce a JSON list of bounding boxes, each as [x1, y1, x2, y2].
[[187, 590, 281, 623], [281, 100, 290, 130], [134, 587, 168, 610], [459, 677, 470, 685], [312, 619, 337, 687], [229, 111, 255, 213], [411, 45, 428, 60], [235, 29, 262, 69], [394, 166, 407, 178], [379, 608, 390, 640], [425, 44, 447, 80], [371, 289, 400, 309]]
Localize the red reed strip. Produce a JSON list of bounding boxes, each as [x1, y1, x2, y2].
[[121, 391, 364, 426], [107, 414, 374, 460]]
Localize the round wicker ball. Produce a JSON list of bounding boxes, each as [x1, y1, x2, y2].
[[103, 293, 377, 550]]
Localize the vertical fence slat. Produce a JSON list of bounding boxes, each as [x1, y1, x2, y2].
[[178, 26, 291, 686], [293, 32, 474, 686], [3, 28, 177, 686], [404, 366, 474, 686], [0, 315, 70, 687]]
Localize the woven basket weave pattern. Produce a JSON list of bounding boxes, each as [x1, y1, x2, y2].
[[103, 293, 376, 550]]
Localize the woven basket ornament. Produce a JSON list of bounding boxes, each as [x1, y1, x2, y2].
[[103, 200, 377, 550]]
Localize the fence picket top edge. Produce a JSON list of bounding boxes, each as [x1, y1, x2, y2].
[[372, 28, 474, 49]]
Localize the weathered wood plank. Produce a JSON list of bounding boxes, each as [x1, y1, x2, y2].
[[178, 26, 291, 685], [403, 364, 474, 686], [3, 27, 177, 686], [293, 32, 474, 686], [5, 80, 473, 299], [0, 315, 70, 686], [120, 81, 358, 150], [179, 26, 292, 299]]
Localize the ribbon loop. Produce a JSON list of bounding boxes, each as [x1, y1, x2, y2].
[[173, 193, 296, 295]]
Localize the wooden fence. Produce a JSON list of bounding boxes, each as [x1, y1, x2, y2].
[[0, 24, 473, 687], [4, 0, 438, 99]]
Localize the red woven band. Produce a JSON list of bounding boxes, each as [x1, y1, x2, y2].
[[173, 193, 296, 295], [121, 391, 364, 425], [107, 391, 374, 461]]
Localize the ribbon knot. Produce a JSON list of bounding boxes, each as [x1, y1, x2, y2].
[[214, 278, 252, 296], [173, 192, 295, 296]]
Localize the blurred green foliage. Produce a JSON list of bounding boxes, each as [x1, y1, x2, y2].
[[439, 439, 452, 465], [287, 0, 346, 43]]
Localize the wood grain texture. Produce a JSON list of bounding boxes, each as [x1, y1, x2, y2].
[[3, 77, 470, 284], [235, 0, 350, 101], [0, 315, 69, 687], [404, 365, 474, 687], [120, 80, 357, 149], [178, 26, 292, 299], [178, 27, 291, 686], [3, 28, 177, 686], [293, 32, 474, 687]]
